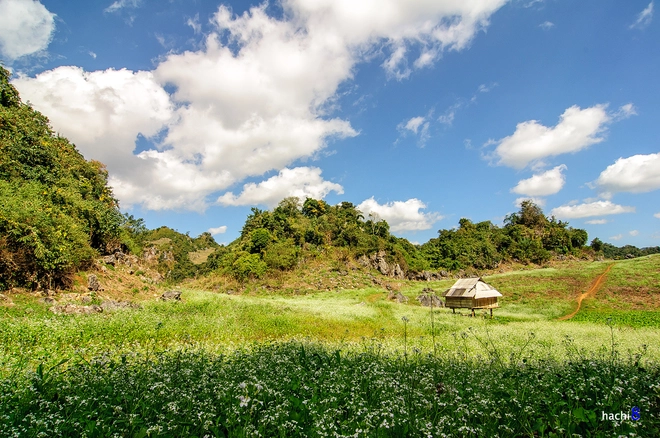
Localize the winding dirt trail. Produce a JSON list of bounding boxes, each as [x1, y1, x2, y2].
[[558, 263, 614, 321]]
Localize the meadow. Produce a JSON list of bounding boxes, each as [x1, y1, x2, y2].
[[1, 256, 659, 436]]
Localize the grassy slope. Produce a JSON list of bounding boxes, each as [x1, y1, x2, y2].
[[2, 255, 660, 376]]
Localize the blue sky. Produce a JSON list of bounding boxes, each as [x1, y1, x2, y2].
[[1, 0, 658, 246]]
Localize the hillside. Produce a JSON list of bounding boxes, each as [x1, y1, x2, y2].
[[0, 67, 124, 291]]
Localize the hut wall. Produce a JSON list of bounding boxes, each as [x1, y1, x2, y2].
[[445, 297, 473, 309], [473, 297, 498, 309]]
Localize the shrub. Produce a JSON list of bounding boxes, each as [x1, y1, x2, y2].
[[263, 239, 299, 270], [232, 253, 267, 280]]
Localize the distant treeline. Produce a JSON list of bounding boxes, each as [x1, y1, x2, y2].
[[0, 64, 654, 290]]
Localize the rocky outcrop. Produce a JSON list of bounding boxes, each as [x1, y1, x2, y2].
[[360, 251, 405, 279], [406, 270, 450, 281]]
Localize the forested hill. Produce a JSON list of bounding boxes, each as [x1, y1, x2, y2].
[[0, 66, 124, 290], [1, 65, 658, 292], [197, 198, 597, 283]]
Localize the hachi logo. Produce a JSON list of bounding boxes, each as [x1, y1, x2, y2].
[[601, 406, 641, 421]]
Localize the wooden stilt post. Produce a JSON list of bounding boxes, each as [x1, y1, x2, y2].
[[490, 308, 493, 319]]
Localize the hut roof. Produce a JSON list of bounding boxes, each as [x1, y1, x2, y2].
[[442, 277, 502, 299]]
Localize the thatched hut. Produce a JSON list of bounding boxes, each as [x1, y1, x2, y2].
[[442, 277, 502, 317]]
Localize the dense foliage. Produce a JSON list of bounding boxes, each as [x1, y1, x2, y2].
[[0, 67, 123, 290], [1, 341, 657, 437], [205, 197, 432, 281], [138, 226, 219, 282], [421, 200, 589, 271], [599, 241, 660, 260]]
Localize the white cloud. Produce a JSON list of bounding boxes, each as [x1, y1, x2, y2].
[[492, 104, 613, 169], [655, 212, 660, 219], [438, 110, 455, 126], [217, 167, 343, 208], [402, 116, 425, 134], [186, 13, 201, 34], [629, 230, 639, 236], [511, 164, 567, 196], [550, 201, 635, 219], [208, 225, 227, 235], [612, 103, 637, 120], [610, 234, 623, 241], [398, 113, 430, 146], [0, 0, 55, 61], [105, 0, 141, 14], [586, 219, 608, 225], [14, 0, 508, 211], [477, 83, 497, 93], [514, 197, 546, 208], [539, 21, 554, 30], [630, 2, 654, 29], [596, 152, 660, 193], [357, 197, 443, 232]]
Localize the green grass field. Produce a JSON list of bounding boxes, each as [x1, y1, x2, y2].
[[1, 256, 659, 436]]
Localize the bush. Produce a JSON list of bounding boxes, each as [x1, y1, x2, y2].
[[232, 253, 267, 280], [263, 239, 299, 270]]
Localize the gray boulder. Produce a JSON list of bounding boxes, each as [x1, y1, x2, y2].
[[160, 290, 182, 301], [417, 293, 444, 308], [387, 291, 408, 303], [87, 274, 101, 291]]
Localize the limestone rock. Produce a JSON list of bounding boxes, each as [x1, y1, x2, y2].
[[50, 304, 103, 315], [417, 293, 444, 308], [101, 299, 140, 311], [87, 274, 101, 291], [387, 291, 408, 303], [160, 290, 182, 301], [102, 254, 116, 266]]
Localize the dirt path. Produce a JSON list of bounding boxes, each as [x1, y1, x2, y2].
[[558, 263, 614, 321]]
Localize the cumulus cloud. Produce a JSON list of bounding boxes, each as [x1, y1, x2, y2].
[[217, 167, 343, 208], [14, 0, 508, 211], [610, 234, 623, 241], [586, 219, 608, 225], [492, 104, 616, 169], [655, 212, 660, 219], [550, 201, 635, 219], [539, 21, 554, 30], [596, 152, 660, 193], [629, 230, 639, 236], [511, 164, 567, 196], [630, 2, 654, 29], [357, 197, 442, 232], [0, 0, 55, 61], [208, 225, 227, 235]]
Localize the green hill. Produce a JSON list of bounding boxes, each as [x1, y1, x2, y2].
[[0, 67, 123, 290]]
